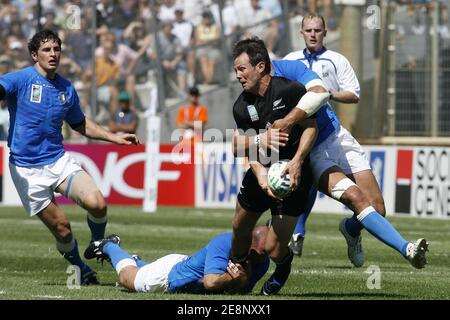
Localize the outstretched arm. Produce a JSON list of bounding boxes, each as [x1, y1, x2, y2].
[[273, 82, 329, 134], [72, 117, 140, 145]]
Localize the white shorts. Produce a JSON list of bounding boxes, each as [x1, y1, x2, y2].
[[9, 153, 83, 216], [310, 126, 371, 181], [134, 254, 188, 293]]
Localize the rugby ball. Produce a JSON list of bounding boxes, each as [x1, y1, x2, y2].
[[267, 160, 292, 198]]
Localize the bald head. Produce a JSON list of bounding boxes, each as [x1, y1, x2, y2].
[[247, 226, 268, 264]]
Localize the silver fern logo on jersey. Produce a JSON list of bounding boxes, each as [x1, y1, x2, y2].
[[273, 98, 285, 110]]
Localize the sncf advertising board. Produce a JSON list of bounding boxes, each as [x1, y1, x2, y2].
[[62, 144, 195, 206], [0, 143, 195, 207]]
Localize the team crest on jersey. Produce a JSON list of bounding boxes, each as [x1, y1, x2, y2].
[[30, 84, 42, 103], [59, 92, 67, 104], [321, 64, 329, 77], [273, 98, 285, 110], [247, 105, 259, 122]]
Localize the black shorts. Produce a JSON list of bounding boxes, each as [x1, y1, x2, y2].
[[237, 162, 313, 217]]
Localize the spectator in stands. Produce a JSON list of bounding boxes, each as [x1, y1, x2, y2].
[[181, 0, 204, 26], [65, 16, 94, 70], [96, 0, 116, 29], [41, 11, 62, 33], [239, 0, 279, 56], [158, 0, 177, 23], [123, 19, 155, 84], [8, 21, 26, 39], [172, 7, 195, 87], [88, 39, 120, 123], [0, 1, 20, 32], [58, 56, 83, 84], [108, 91, 138, 134], [195, 10, 221, 85], [110, 0, 138, 33], [0, 55, 11, 75], [137, 0, 153, 25], [155, 21, 187, 97], [95, 31, 139, 109], [7, 38, 30, 69], [176, 86, 208, 143], [296, 1, 335, 29], [208, 0, 241, 60]]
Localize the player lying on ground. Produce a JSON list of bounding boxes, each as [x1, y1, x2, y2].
[[85, 226, 269, 294]]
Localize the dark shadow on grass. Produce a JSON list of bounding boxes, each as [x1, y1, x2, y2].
[[279, 292, 407, 298], [323, 265, 355, 270], [44, 282, 118, 287]]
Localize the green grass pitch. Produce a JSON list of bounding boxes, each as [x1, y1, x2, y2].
[[0, 205, 449, 300]]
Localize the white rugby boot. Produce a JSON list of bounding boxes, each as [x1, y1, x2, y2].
[[339, 218, 365, 267]]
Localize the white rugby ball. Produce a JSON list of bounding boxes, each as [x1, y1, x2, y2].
[[267, 160, 292, 198]]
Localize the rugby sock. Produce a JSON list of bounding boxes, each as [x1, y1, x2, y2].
[[358, 207, 409, 256], [272, 249, 294, 284], [133, 257, 150, 267], [102, 242, 137, 274], [345, 214, 364, 238], [293, 188, 317, 237], [87, 213, 107, 241], [57, 238, 87, 269]]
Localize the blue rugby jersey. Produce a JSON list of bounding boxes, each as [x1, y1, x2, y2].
[[167, 232, 270, 293], [272, 59, 340, 147], [0, 66, 85, 167]]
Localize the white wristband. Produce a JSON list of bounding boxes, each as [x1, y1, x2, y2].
[[295, 91, 330, 116]]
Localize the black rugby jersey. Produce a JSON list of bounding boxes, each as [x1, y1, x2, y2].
[[233, 76, 309, 162]]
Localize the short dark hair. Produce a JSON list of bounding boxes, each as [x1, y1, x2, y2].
[[232, 37, 271, 75], [28, 29, 62, 55], [189, 86, 200, 97]]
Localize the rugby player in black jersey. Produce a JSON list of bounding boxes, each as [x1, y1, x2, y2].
[[229, 38, 320, 295]]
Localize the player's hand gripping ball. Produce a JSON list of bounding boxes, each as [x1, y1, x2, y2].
[[267, 160, 292, 198]]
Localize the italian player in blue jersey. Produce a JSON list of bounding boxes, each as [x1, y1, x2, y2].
[[269, 15, 428, 269], [0, 30, 140, 285], [84, 226, 269, 294]]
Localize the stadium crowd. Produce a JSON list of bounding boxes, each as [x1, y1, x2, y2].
[[0, 0, 338, 138], [0, 0, 448, 141]]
